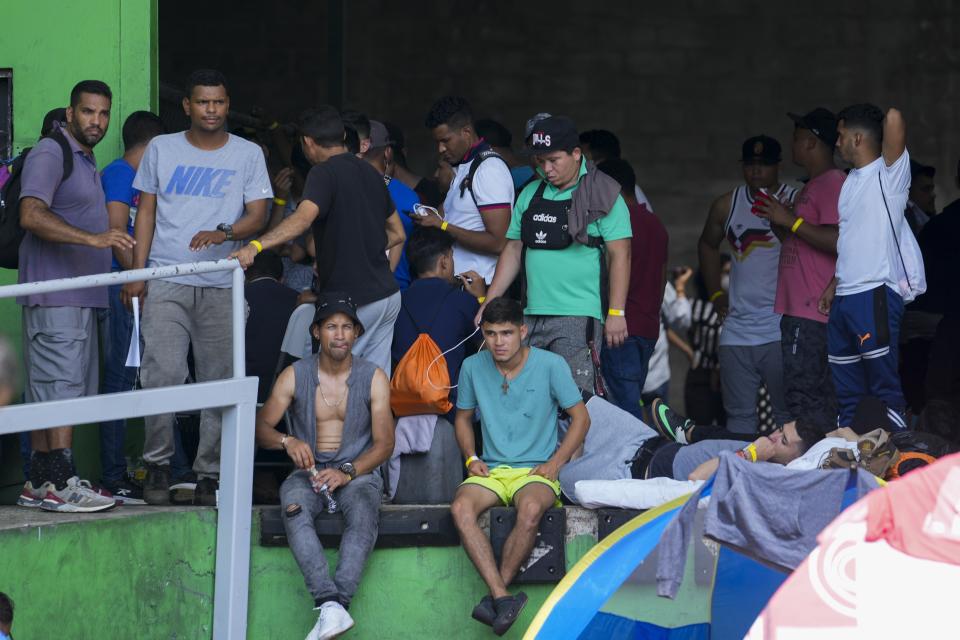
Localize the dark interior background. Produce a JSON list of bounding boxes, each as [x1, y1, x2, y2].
[[160, 0, 960, 268]]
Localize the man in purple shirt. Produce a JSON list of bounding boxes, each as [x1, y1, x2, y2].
[[16, 80, 134, 513]]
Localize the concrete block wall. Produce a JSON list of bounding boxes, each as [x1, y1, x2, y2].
[[160, 1, 960, 268]]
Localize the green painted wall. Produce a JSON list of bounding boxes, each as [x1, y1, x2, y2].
[[0, 0, 157, 498], [0, 509, 712, 639], [1, 0, 158, 161]]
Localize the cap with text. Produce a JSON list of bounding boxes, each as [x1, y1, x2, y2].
[[529, 116, 579, 154]]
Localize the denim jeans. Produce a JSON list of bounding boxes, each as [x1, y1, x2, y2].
[[280, 470, 382, 606], [98, 284, 139, 483], [600, 335, 657, 420]]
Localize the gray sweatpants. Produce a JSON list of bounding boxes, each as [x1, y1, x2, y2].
[[280, 470, 382, 605], [718, 342, 789, 435], [140, 280, 232, 478], [525, 315, 602, 392], [353, 291, 401, 377]]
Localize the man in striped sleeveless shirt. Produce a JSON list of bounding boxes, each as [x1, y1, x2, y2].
[[698, 136, 795, 435]]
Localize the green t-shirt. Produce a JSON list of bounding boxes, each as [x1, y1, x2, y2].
[[506, 158, 632, 320], [456, 347, 583, 468]]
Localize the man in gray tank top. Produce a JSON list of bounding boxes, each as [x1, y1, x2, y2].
[[698, 136, 794, 434], [255, 293, 395, 640]]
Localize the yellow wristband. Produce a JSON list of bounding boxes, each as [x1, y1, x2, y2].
[[709, 290, 724, 303], [249, 240, 263, 254], [746, 443, 758, 463], [273, 197, 287, 207], [477, 296, 485, 304], [268, 121, 280, 131], [791, 217, 805, 233], [465, 455, 480, 470], [607, 308, 625, 317], [441, 221, 449, 232]]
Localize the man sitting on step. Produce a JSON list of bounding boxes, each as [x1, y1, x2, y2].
[[450, 297, 590, 636], [255, 293, 394, 640]]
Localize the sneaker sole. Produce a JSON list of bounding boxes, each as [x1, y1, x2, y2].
[[114, 496, 147, 506], [40, 498, 118, 513], [17, 496, 43, 508], [317, 617, 354, 640]]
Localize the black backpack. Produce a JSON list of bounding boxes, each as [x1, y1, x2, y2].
[[0, 130, 74, 269]]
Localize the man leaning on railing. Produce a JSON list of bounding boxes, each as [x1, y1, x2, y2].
[[15, 80, 133, 513]]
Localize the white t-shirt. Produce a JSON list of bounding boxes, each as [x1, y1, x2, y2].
[[835, 150, 912, 297], [786, 437, 859, 471], [643, 283, 692, 393], [443, 153, 515, 282]]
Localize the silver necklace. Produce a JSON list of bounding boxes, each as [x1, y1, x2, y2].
[[317, 358, 351, 408]]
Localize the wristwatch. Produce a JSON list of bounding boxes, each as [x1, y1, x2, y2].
[[216, 223, 234, 241], [338, 462, 357, 480]]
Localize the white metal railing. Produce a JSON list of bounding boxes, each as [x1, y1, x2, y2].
[[0, 259, 256, 640]]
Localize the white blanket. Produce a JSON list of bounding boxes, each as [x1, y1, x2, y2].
[[574, 477, 705, 510]]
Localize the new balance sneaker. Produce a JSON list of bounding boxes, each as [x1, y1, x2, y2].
[[40, 477, 119, 513], [17, 481, 53, 508], [651, 398, 693, 444], [143, 463, 172, 505], [306, 601, 355, 640], [102, 477, 146, 506], [194, 477, 219, 507], [492, 592, 528, 636]]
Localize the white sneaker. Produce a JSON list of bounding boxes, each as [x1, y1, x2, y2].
[[40, 476, 119, 513], [305, 601, 355, 640]]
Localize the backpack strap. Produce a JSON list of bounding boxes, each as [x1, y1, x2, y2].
[[878, 171, 912, 291], [47, 129, 75, 183], [459, 149, 507, 209]]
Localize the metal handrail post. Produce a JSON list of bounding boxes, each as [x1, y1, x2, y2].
[[0, 258, 257, 639], [231, 264, 246, 379]]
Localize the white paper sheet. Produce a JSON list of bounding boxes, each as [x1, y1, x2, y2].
[[125, 296, 141, 367]]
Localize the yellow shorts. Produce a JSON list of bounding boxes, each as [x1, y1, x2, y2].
[[460, 465, 562, 507]]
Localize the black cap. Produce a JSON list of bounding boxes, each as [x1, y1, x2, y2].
[[368, 120, 393, 149], [909, 159, 935, 179], [741, 135, 781, 165], [312, 292, 365, 336], [529, 116, 579, 154], [788, 108, 839, 147]]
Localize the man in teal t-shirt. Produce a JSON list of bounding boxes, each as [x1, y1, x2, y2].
[[482, 116, 632, 393], [451, 298, 589, 634]]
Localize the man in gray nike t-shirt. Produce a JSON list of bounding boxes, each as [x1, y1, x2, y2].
[[123, 69, 271, 505]]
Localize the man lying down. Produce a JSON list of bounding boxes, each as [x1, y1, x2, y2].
[[559, 395, 854, 504]]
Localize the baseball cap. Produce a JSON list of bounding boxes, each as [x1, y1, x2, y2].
[[740, 135, 782, 165], [312, 292, 365, 336], [529, 116, 579, 154], [788, 108, 839, 147], [524, 112, 552, 140], [368, 120, 393, 150]]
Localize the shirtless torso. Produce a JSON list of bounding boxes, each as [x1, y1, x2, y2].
[[315, 356, 351, 453]]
